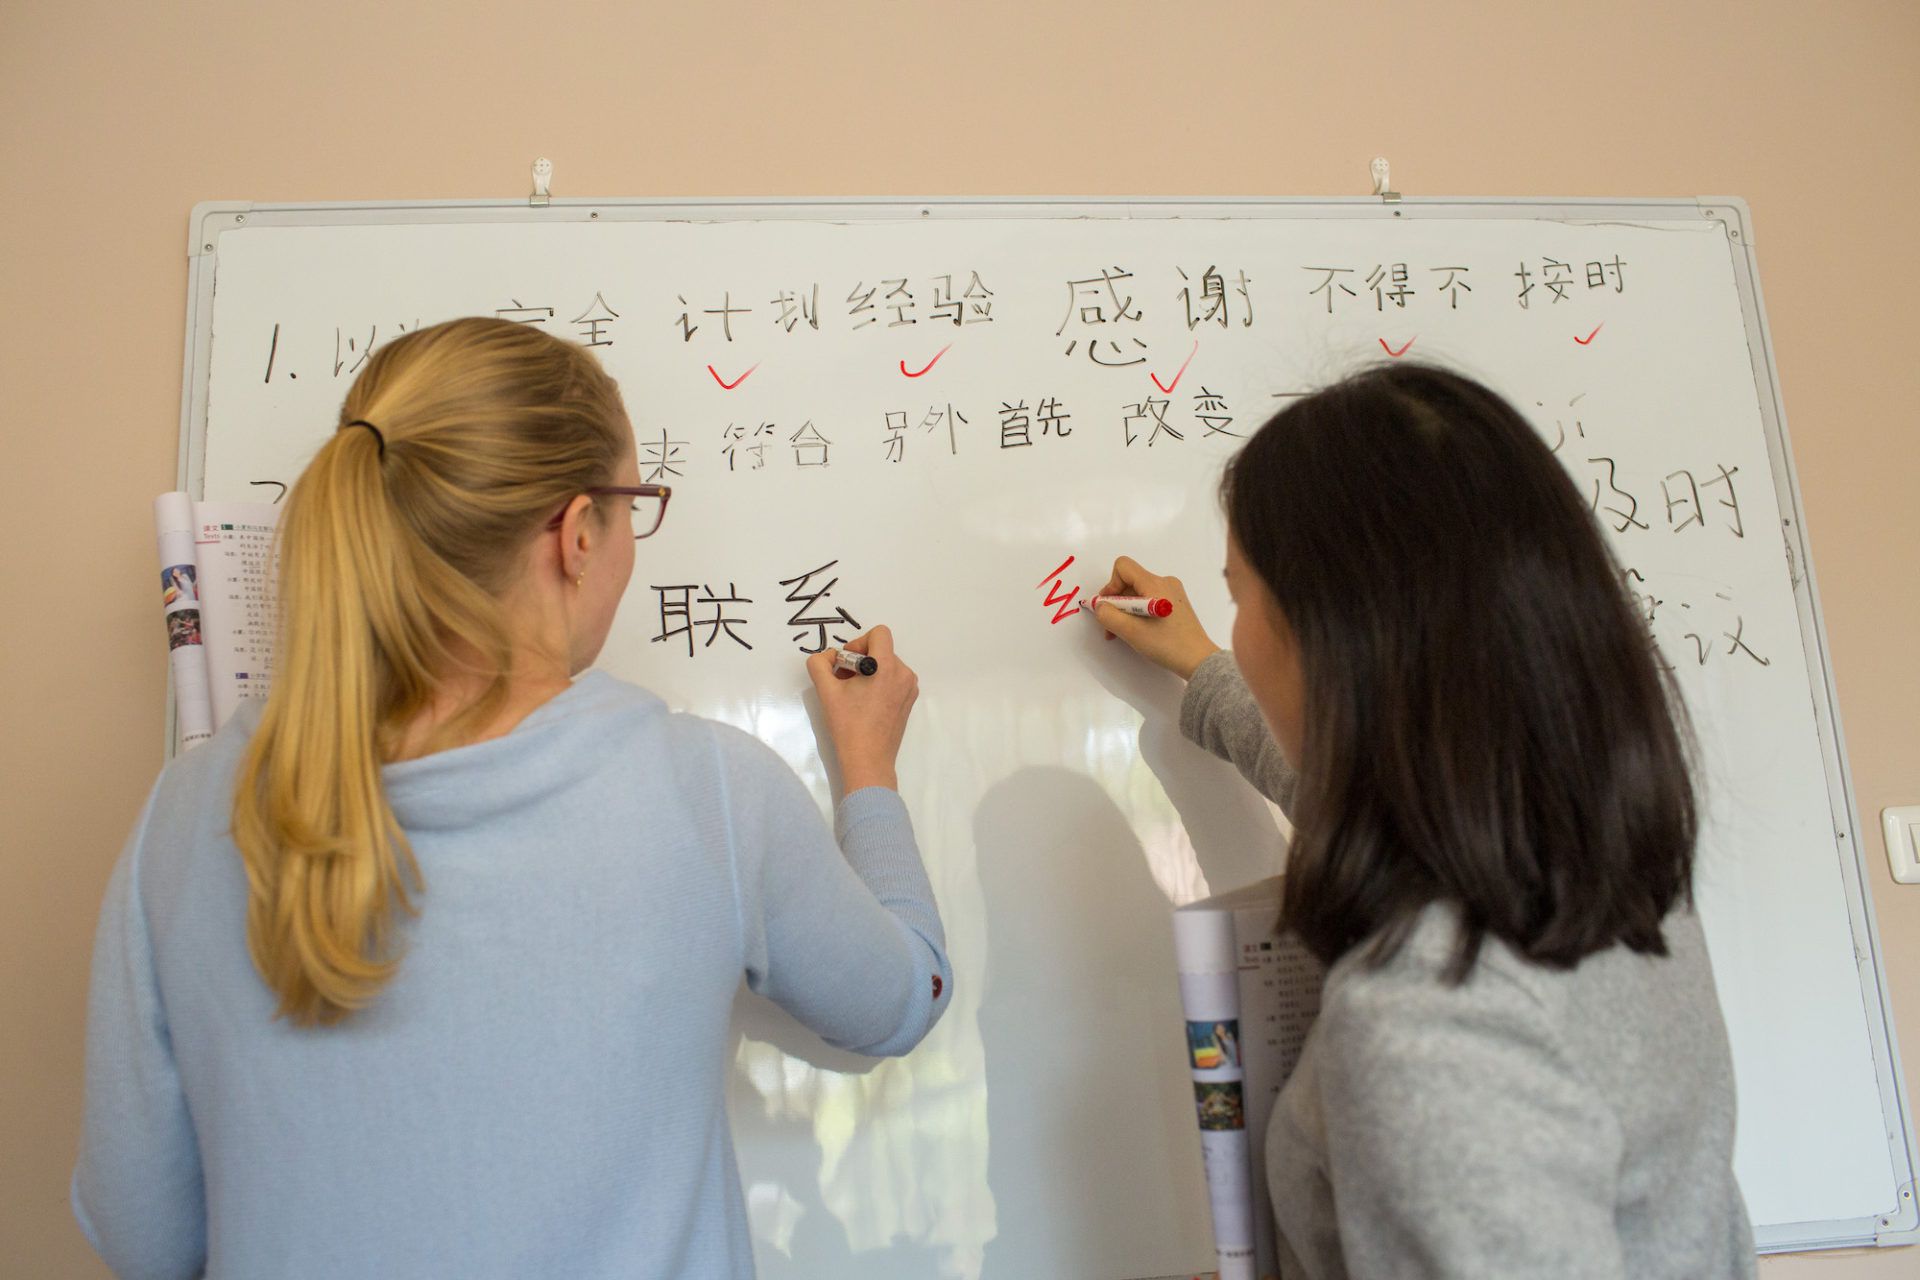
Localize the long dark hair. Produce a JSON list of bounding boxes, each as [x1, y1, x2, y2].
[[1224, 363, 1697, 980]]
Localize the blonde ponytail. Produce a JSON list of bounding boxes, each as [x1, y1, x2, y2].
[[233, 317, 630, 1025]]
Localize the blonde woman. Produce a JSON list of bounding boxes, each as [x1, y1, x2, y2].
[[74, 318, 950, 1279]]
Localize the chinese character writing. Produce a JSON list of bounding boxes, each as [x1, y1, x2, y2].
[[984, 395, 1063, 446], [1623, 567, 1663, 626], [572, 293, 619, 347], [780, 561, 860, 654], [1430, 267, 1472, 309], [1663, 470, 1704, 532], [1680, 615, 1711, 666], [652, 584, 754, 656], [882, 410, 908, 463], [1074, 336, 1148, 367], [1365, 263, 1415, 310], [1516, 259, 1576, 309], [1177, 266, 1254, 329], [848, 281, 879, 330], [999, 401, 1033, 449], [1537, 393, 1588, 453], [705, 292, 750, 341], [496, 299, 554, 326], [790, 421, 832, 467], [1304, 267, 1358, 314], [1059, 267, 1147, 366], [1724, 615, 1769, 666], [1585, 256, 1626, 293], [1123, 397, 1180, 447], [771, 285, 821, 333], [920, 403, 968, 455], [930, 271, 994, 325], [333, 326, 376, 377], [1662, 465, 1742, 537], [1702, 465, 1742, 537], [1587, 457, 1648, 532], [884, 279, 916, 327], [1037, 396, 1072, 437], [1193, 387, 1238, 437], [721, 422, 776, 471], [639, 429, 689, 482]]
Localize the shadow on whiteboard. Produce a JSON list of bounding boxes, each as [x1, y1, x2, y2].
[[739, 1108, 947, 1280], [975, 766, 1207, 1275], [728, 999, 952, 1277], [723, 634, 1288, 1277], [1078, 623, 1286, 901], [732, 994, 885, 1076]]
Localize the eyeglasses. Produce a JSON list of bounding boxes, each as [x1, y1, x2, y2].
[[545, 484, 672, 540]]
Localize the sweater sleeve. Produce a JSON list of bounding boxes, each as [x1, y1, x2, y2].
[[1178, 650, 1299, 816], [1310, 951, 1627, 1280], [72, 786, 207, 1280], [712, 724, 950, 1057]]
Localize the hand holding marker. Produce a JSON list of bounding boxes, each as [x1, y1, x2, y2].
[[806, 627, 918, 793], [1089, 556, 1224, 681]]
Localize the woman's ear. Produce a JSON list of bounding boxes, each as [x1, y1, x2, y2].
[[557, 494, 597, 581]]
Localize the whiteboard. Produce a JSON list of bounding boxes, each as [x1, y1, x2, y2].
[[177, 196, 1918, 1269]]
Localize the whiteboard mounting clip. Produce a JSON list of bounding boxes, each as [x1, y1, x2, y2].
[[1370, 156, 1401, 203], [530, 157, 553, 208]]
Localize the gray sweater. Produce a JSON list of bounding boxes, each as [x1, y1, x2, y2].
[[1179, 652, 1756, 1280]]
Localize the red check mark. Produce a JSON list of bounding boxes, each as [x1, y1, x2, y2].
[[708, 363, 758, 389], [901, 345, 952, 378], [1379, 337, 1416, 357], [1150, 340, 1199, 394], [1574, 324, 1604, 346]]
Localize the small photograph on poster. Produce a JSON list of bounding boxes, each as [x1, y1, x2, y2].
[[1194, 1081, 1245, 1131], [161, 564, 198, 607], [167, 609, 202, 650], [1187, 1019, 1241, 1071]]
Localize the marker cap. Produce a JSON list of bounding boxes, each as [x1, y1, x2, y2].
[[834, 650, 879, 676], [1089, 594, 1176, 619]]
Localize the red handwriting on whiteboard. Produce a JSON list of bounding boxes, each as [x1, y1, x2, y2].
[[900, 345, 952, 378], [1035, 556, 1082, 625], [708, 363, 758, 389], [1149, 339, 1200, 393]]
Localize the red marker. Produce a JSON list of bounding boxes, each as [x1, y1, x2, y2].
[[833, 650, 879, 677], [1089, 594, 1173, 619]]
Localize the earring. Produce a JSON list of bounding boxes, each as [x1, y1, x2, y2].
[[575, 568, 586, 588]]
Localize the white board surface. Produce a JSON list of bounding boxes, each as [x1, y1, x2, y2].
[[180, 198, 1917, 1271]]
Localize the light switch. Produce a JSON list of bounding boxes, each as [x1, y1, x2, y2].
[[1882, 807, 1920, 885]]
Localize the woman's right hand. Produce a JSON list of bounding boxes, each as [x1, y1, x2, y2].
[[1091, 556, 1223, 680], [806, 625, 918, 793]]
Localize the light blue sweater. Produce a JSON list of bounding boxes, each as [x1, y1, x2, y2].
[[74, 671, 951, 1279]]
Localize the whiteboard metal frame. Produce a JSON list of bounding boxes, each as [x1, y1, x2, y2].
[[176, 194, 1919, 1250]]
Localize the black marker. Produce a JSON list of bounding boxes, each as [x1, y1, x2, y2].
[[833, 650, 879, 677]]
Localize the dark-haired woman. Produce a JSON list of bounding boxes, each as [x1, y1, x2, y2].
[[1097, 364, 1754, 1279]]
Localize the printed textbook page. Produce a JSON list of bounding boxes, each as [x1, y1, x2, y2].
[[1172, 877, 1324, 1280], [153, 493, 279, 750]]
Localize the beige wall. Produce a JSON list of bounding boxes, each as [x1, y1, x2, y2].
[[3, 1, 1915, 1273]]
